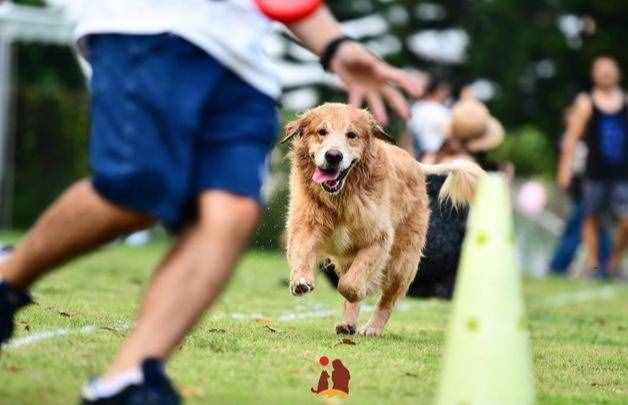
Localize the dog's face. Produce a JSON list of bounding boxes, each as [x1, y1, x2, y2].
[[283, 103, 388, 195]]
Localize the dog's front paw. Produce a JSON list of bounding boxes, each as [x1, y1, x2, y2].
[[335, 322, 357, 335], [289, 276, 315, 296], [358, 323, 383, 337]]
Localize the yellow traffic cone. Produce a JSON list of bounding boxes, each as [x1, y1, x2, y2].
[[435, 173, 535, 405]]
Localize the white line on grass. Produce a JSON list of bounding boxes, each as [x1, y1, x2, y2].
[[3, 285, 624, 350], [1, 322, 131, 351], [3, 325, 96, 349], [1, 301, 434, 350], [537, 285, 623, 308]]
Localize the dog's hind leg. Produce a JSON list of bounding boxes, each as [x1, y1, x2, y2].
[[336, 299, 361, 335]]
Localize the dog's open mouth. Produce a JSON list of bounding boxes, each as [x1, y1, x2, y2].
[[312, 163, 353, 194]]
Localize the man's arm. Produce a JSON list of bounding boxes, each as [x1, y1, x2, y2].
[[285, 6, 342, 55], [557, 94, 592, 190], [466, 117, 504, 153], [286, 6, 421, 124]]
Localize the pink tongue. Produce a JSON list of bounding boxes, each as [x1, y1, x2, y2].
[[312, 168, 338, 184]]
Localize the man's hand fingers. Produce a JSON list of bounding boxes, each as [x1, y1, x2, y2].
[[378, 64, 422, 97], [348, 87, 365, 108], [382, 86, 410, 120], [366, 91, 388, 125]]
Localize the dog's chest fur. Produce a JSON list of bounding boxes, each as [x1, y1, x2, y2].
[[323, 216, 380, 258], [330, 225, 353, 255], [321, 195, 386, 259]]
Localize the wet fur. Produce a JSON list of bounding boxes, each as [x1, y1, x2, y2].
[[284, 103, 485, 336]]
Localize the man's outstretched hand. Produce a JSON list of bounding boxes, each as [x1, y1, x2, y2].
[[287, 6, 422, 124], [330, 41, 421, 125]]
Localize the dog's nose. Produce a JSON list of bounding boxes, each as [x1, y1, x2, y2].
[[325, 149, 343, 166]]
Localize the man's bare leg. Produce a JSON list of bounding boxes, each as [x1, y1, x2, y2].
[[582, 215, 600, 274], [609, 219, 628, 275], [104, 191, 260, 377], [0, 179, 153, 290]]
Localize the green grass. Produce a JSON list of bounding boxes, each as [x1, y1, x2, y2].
[[0, 239, 627, 404]]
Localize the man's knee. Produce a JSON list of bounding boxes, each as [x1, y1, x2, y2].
[[79, 179, 155, 230], [198, 191, 261, 236]]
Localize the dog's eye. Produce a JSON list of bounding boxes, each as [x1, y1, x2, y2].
[[317, 128, 328, 136], [346, 131, 358, 139]]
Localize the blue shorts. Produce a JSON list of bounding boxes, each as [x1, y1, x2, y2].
[[88, 34, 279, 230], [582, 179, 628, 220]]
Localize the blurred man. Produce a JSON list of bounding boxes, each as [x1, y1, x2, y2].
[[558, 55, 628, 278], [401, 75, 452, 160], [0, 2, 420, 404], [549, 106, 612, 276]]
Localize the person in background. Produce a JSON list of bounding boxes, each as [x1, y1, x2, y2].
[[408, 96, 505, 299], [558, 55, 628, 278], [400, 75, 452, 160], [431, 97, 504, 165], [0, 2, 421, 404], [550, 106, 612, 276]]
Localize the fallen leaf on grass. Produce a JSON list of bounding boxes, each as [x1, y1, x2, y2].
[[335, 338, 356, 346], [100, 326, 125, 337], [179, 385, 203, 398], [404, 372, 418, 378], [255, 318, 273, 325], [128, 278, 143, 286]]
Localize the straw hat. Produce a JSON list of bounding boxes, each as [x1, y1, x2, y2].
[[450, 99, 504, 153]]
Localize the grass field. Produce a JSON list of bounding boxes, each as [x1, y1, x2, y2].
[[1, 238, 627, 405]]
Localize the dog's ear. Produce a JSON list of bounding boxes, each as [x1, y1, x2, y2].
[[281, 112, 310, 144], [369, 115, 394, 143]]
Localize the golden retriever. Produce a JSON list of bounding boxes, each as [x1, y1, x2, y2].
[[283, 103, 484, 336]]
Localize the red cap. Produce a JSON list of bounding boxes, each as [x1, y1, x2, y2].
[[254, 0, 323, 24]]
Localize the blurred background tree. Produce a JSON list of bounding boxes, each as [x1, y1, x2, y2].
[[4, 0, 628, 239], [13, 43, 88, 227]]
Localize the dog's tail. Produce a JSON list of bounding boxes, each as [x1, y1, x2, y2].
[[418, 159, 486, 208]]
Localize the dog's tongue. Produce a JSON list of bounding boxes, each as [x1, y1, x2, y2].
[[312, 168, 338, 184]]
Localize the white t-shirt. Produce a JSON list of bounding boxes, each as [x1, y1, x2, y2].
[[407, 100, 451, 154], [73, 0, 280, 99]]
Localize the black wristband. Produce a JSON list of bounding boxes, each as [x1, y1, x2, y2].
[[320, 36, 354, 72]]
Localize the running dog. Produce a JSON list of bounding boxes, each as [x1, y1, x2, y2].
[[283, 103, 485, 336]]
